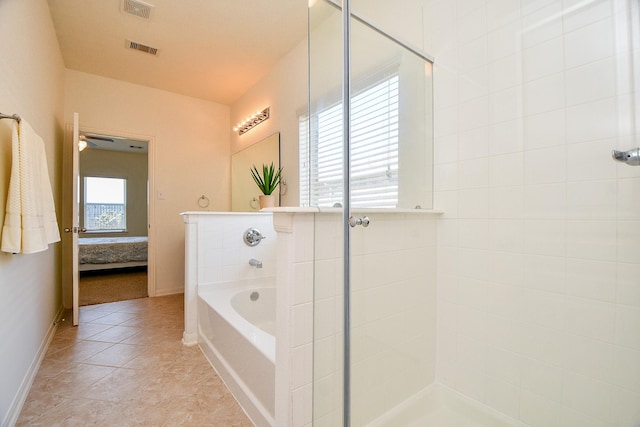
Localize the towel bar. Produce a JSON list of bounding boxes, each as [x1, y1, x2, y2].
[[0, 112, 21, 122]]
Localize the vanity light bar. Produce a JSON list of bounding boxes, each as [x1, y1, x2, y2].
[[233, 107, 270, 135]]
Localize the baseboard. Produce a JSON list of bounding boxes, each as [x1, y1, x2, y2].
[[154, 287, 184, 297], [182, 331, 198, 346], [2, 305, 64, 427]]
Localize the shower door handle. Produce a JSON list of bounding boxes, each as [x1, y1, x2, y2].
[[348, 216, 370, 228]]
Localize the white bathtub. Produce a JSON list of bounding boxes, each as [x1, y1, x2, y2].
[[198, 278, 276, 427]]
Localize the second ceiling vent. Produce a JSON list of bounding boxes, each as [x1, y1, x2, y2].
[[123, 0, 154, 19], [127, 40, 159, 55]]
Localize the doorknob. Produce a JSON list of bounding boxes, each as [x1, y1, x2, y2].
[[63, 227, 87, 233]]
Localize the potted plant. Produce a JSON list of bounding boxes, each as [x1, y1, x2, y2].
[[250, 162, 283, 209]]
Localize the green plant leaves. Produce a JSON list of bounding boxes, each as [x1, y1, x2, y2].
[[250, 162, 282, 195]]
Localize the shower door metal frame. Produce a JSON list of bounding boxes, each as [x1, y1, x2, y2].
[[341, 1, 352, 425], [335, 1, 436, 424]]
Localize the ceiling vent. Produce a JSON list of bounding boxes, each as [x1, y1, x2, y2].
[[127, 39, 159, 55], [123, 0, 154, 19]]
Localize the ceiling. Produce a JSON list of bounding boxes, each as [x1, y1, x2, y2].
[[47, 0, 308, 105], [80, 132, 148, 153]]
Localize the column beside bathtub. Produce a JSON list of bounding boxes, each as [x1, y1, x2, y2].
[[182, 213, 199, 346], [272, 211, 315, 427]]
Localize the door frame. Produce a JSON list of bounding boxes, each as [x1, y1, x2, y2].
[[62, 122, 157, 314]]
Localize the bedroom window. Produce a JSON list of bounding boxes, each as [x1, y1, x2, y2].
[[84, 177, 127, 232], [299, 73, 399, 208]]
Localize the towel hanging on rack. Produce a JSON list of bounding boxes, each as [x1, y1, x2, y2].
[[1, 119, 61, 254]]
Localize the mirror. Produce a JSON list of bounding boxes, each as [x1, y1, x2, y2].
[[231, 132, 281, 211]]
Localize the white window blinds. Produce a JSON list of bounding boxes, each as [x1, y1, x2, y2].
[[300, 74, 399, 208]]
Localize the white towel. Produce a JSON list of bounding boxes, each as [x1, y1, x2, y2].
[[1, 119, 61, 254]]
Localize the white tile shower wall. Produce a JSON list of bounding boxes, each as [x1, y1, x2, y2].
[[182, 212, 276, 344], [274, 211, 439, 427], [320, 212, 438, 426], [427, 0, 640, 425], [273, 212, 315, 427]]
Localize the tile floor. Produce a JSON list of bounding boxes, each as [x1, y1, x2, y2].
[[17, 294, 253, 426]]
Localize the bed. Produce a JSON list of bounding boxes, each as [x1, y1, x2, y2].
[[79, 236, 148, 271]]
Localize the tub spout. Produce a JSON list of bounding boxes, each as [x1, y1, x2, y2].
[[249, 258, 262, 268]]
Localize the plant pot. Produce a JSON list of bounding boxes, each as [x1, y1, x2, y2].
[[259, 194, 276, 209]]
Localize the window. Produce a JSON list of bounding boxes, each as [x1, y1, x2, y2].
[[84, 177, 127, 231], [300, 73, 399, 208]]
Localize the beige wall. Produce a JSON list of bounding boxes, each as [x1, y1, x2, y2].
[[64, 70, 230, 296], [230, 39, 308, 207], [79, 148, 149, 237], [0, 0, 65, 424]]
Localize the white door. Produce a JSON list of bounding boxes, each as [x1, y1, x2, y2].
[[63, 112, 81, 325]]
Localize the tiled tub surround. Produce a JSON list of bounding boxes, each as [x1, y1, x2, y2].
[[426, 0, 640, 425], [182, 212, 276, 426], [181, 212, 276, 345]]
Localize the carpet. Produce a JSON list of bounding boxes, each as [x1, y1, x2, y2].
[[79, 267, 148, 306]]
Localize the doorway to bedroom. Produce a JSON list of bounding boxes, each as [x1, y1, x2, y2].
[[77, 132, 149, 306]]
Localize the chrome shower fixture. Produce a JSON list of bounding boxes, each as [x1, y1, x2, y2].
[[243, 227, 266, 246], [249, 258, 263, 268], [612, 147, 640, 166]]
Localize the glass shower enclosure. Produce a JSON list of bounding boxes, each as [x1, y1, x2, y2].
[[307, 0, 436, 425], [307, 0, 640, 426]]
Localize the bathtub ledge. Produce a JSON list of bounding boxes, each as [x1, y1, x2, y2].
[[263, 206, 444, 214]]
